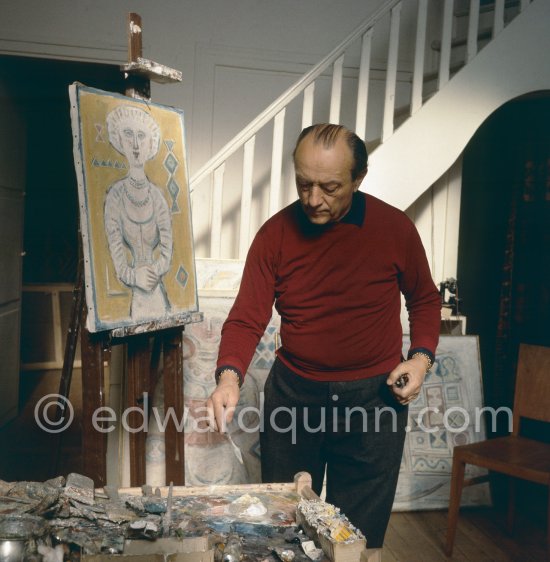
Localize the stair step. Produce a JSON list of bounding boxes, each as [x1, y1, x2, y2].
[[422, 62, 466, 85], [431, 29, 492, 51]]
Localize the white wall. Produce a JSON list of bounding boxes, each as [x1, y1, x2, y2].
[[406, 156, 463, 285], [398, 157, 462, 333]]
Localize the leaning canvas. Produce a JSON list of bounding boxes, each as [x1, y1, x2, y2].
[[394, 335, 491, 510], [69, 84, 198, 333]]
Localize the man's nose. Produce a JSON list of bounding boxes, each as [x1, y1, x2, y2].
[[308, 185, 323, 207], [132, 134, 139, 149]]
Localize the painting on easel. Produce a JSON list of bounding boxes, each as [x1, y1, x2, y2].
[[69, 84, 198, 333]]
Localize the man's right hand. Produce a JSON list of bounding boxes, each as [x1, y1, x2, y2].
[[206, 371, 241, 432]]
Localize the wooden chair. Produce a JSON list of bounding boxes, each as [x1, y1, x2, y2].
[[445, 343, 550, 558]]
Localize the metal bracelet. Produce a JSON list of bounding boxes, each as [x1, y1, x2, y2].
[[411, 352, 433, 372], [216, 368, 242, 387]]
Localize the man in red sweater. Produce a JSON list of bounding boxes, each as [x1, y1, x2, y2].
[[207, 124, 441, 556]]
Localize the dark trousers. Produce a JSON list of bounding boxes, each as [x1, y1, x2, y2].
[[260, 358, 407, 548]]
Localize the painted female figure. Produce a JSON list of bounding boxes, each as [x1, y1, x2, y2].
[[104, 105, 173, 321]]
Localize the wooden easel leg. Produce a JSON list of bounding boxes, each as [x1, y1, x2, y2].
[[163, 328, 185, 485], [58, 265, 84, 406], [51, 266, 84, 477], [81, 324, 107, 487], [126, 334, 150, 486]]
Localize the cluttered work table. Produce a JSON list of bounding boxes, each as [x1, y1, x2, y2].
[[0, 472, 367, 562]]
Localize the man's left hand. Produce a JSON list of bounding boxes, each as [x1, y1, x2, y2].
[[386, 355, 430, 405]]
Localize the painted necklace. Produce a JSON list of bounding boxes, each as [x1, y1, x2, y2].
[[124, 179, 151, 208]]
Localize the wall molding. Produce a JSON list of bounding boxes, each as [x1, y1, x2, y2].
[[0, 37, 126, 65]]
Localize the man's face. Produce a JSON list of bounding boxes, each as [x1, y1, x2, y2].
[[294, 134, 363, 225]]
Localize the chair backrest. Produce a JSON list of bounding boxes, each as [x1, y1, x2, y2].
[[512, 343, 550, 435]]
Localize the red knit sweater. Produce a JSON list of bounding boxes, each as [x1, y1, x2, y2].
[[217, 192, 441, 382]]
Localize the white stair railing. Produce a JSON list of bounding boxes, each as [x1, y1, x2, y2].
[[410, 0, 428, 116], [190, 0, 532, 260], [438, 0, 454, 91], [466, 0, 481, 63]]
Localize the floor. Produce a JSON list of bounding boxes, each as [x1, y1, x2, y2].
[[0, 370, 548, 561], [384, 505, 547, 561]]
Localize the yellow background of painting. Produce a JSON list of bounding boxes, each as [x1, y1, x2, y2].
[[79, 89, 197, 325]]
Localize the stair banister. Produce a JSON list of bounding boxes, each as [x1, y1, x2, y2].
[[411, 0, 428, 116], [493, 0, 506, 36], [269, 110, 286, 223], [382, 2, 402, 142], [302, 83, 315, 130], [329, 55, 345, 124], [438, 0, 454, 91], [189, 0, 401, 191], [355, 28, 373, 139], [195, 0, 535, 260], [211, 164, 225, 258], [239, 137, 256, 260], [467, 0, 481, 63]]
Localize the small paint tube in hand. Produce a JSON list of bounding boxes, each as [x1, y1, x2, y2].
[[394, 373, 409, 389]]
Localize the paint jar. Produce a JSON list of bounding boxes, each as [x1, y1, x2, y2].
[[0, 539, 26, 562], [0, 515, 47, 561]]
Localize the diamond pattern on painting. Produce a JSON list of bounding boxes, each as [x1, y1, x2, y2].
[[176, 265, 188, 288], [164, 152, 178, 174]]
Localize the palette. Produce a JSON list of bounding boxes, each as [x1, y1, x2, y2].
[[0, 473, 367, 561], [113, 473, 367, 561]]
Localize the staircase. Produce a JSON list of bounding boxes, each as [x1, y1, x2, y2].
[[189, 0, 548, 262]]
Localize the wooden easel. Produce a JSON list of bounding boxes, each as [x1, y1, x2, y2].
[[55, 14, 198, 488]]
